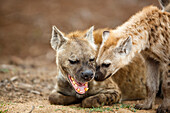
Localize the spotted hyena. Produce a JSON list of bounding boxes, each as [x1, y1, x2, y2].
[[95, 1, 170, 113], [49, 26, 121, 108]]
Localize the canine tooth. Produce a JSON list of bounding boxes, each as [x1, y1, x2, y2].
[[77, 88, 80, 92], [84, 88, 89, 91]]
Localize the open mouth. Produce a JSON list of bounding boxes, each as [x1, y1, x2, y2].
[[68, 75, 88, 94]]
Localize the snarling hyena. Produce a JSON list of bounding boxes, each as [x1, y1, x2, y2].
[[95, 2, 170, 113], [49, 26, 121, 108]]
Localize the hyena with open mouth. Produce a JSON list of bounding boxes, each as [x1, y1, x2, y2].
[[49, 26, 121, 107]]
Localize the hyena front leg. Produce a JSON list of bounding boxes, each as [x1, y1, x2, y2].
[[135, 57, 160, 110], [157, 63, 170, 113], [82, 90, 121, 108], [49, 91, 77, 105]]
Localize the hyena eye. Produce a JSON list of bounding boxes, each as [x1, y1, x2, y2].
[[102, 63, 110, 68], [69, 59, 79, 64], [89, 58, 95, 62]]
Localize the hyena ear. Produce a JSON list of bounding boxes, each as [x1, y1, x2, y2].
[[117, 36, 132, 55], [85, 26, 94, 43], [85, 26, 97, 49], [51, 26, 68, 50], [102, 31, 110, 44], [158, 0, 170, 12]]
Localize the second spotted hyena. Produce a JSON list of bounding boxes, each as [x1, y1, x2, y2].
[[49, 26, 121, 108], [95, 2, 170, 112]]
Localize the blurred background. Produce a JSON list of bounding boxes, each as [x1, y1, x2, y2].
[[0, 0, 160, 61]]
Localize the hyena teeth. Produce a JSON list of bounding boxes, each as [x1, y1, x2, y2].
[[73, 81, 76, 85], [77, 88, 80, 92], [71, 77, 74, 81], [84, 88, 89, 91], [75, 84, 77, 87]]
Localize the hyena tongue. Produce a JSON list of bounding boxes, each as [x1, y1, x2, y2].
[[68, 75, 88, 94]]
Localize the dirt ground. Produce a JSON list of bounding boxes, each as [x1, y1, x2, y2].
[[0, 0, 163, 113]]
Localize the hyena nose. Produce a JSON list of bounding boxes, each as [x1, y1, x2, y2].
[[94, 70, 105, 81], [81, 70, 94, 81], [96, 66, 100, 71]]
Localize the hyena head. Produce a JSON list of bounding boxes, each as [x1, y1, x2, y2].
[[51, 26, 96, 94], [95, 31, 132, 81]]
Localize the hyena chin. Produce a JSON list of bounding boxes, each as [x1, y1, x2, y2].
[[49, 26, 121, 107], [96, 1, 170, 112]]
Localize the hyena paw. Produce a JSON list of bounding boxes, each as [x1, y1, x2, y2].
[[82, 97, 101, 108], [49, 93, 63, 105], [135, 104, 152, 110], [157, 105, 170, 113]]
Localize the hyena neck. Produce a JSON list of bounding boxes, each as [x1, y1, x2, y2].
[[56, 70, 66, 81], [55, 50, 60, 77], [115, 6, 163, 60]]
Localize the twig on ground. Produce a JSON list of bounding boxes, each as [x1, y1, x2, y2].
[[28, 105, 35, 113]]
